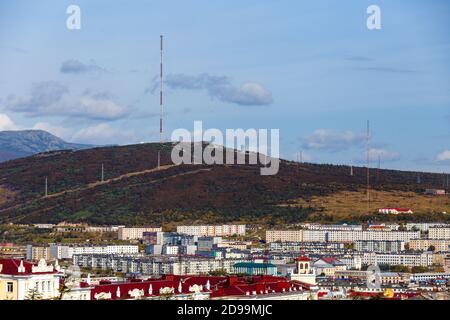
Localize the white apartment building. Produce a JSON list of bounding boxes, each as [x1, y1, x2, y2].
[[428, 226, 450, 240], [118, 227, 162, 240], [362, 252, 434, 267], [50, 244, 139, 259], [405, 223, 447, 232], [266, 229, 420, 243], [300, 224, 363, 231], [176, 224, 246, 237], [163, 245, 179, 255], [410, 272, 450, 283]]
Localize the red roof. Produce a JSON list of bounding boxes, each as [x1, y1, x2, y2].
[[87, 275, 307, 300], [0, 259, 57, 275], [296, 256, 310, 262]]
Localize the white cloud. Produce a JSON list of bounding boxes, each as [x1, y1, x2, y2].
[[71, 123, 136, 145], [302, 129, 366, 152], [60, 59, 105, 74], [436, 150, 450, 162], [0, 113, 19, 130], [367, 148, 401, 162], [156, 73, 273, 106], [32, 122, 73, 140], [5, 81, 130, 120]]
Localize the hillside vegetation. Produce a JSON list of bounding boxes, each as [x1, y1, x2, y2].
[[0, 142, 449, 227]]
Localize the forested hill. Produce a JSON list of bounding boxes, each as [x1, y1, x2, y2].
[[0, 142, 448, 227]]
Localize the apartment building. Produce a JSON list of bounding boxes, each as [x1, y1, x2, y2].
[[50, 244, 139, 260], [266, 229, 420, 243], [118, 227, 162, 240], [406, 223, 447, 232], [26, 245, 52, 261], [299, 224, 363, 231], [266, 230, 303, 243], [73, 254, 247, 276], [269, 242, 345, 252], [354, 240, 405, 253], [176, 224, 246, 237], [408, 239, 450, 252], [428, 226, 450, 240], [362, 252, 433, 267]]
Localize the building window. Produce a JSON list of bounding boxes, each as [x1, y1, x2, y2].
[[7, 282, 13, 293]]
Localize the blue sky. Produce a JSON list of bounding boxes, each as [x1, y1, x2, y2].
[[0, 0, 449, 172]]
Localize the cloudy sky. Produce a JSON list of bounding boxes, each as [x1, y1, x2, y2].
[[0, 0, 449, 172]]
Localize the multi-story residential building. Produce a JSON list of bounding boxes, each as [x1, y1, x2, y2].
[[362, 252, 433, 267], [73, 254, 248, 276], [405, 223, 447, 232], [408, 239, 450, 252], [428, 226, 450, 240], [197, 237, 222, 252], [26, 245, 52, 261], [354, 240, 405, 253], [84, 225, 124, 233], [50, 244, 139, 260], [176, 224, 246, 237], [269, 242, 345, 252], [118, 227, 162, 240], [266, 230, 303, 243], [0, 259, 62, 300], [266, 230, 420, 243], [233, 262, 278, 276], [216, 240, 251, 250], [410, 272, 450, 283], [299, 224, 363, 231]]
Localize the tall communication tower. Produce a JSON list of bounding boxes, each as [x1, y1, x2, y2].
[[45, 176, 48, 197], [157, 35, 164, 168], [366, 120, 370, 211], [101, 163, 104, 182]]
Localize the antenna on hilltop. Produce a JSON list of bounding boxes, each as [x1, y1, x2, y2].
[[44, 176, 48, 197], [157, 35, 164, 169], [377, 154, 381, 182], [366, 120, 370, 211]]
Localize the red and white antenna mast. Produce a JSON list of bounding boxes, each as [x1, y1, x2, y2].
[[160, 34, 164, 143], [157, 35, 164, 168]]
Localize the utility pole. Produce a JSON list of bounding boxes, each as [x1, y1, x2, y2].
[[101, 163, 104, 182], [45, 177, 48, 197]]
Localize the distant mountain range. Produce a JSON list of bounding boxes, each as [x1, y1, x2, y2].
[[0, 130, 93, 162]]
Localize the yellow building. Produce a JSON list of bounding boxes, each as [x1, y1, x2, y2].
[[0, 258, 62, 300]]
